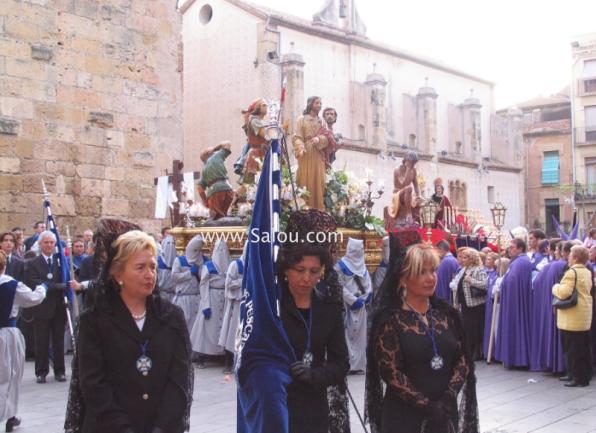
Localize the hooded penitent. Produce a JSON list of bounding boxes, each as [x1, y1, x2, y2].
[[340, 238, 367, 277], [185, 235, 205, 265]]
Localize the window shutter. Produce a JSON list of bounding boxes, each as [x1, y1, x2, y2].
[[541, 152, 560, 185]]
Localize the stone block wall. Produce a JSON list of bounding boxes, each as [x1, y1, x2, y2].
[[0, 0, 183, 236]]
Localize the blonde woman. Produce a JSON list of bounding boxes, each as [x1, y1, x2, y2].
[[73, 230, 192, 433], [450, 248, 488, 360]]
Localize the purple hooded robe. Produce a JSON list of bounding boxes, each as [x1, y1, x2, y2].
[[495, 254, 533, 367]]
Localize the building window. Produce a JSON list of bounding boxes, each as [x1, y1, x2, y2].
[[586, 106, 596, 142], [583, 59, 596, 78], [545, 198, 560, 237], [358, 124, 365, 141], [541, 151, 559, 185], [408, 134, 416, 148], [586, 157, 596, 195], [199, 4, 213, 25], [455, 141, 462, 154], [487, 186, 495, 204]]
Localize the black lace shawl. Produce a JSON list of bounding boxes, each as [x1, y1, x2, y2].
[[65, 229, 194, 433], [64, 278, 194, 433], [364, 232, 479, 433]]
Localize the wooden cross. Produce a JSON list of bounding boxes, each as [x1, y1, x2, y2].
[[153, 160, 200, 227]]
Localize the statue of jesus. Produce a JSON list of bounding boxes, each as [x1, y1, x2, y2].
[[387, 151, 422, 224], [292, 96, 329, 210]]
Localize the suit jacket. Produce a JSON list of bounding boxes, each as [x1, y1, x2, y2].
[[5, 254, 24, 282], [25, 254, 67, 320], [77, 291, 191, 433]]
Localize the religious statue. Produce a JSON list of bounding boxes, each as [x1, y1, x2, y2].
[[197, 141, 234, 220], [385, 151, 422, 226], [320, 107, 342, 169], [239, 98, 270, 185], [293, 96, 330, 210], [431, 177, 452, 228]]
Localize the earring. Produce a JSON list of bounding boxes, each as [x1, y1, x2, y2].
[[118, 281, 123, 286]]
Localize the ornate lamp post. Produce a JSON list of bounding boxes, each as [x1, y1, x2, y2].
[[420, 199, 438, 244], [487, 201, 507, 364]]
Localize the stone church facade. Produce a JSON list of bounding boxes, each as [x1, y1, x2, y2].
[[0, 0, 183, 234], [180, 0, 525, 229]]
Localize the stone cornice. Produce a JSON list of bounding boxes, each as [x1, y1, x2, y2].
[[340, 140, 381, 155], [438, 156, 479, 169]]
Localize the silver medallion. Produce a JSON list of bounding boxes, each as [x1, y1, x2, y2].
[[302, 351, 313, 366], [430, 355, 444, 371], [136, 355, 153, 374], [47, 273, 53, 279]]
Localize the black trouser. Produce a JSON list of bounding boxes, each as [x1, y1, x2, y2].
[[34, 312, 66, 377], [561, 329, 593, 385]]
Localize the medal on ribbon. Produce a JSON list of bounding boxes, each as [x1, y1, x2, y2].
[[302, 351, 313, 366], [136, 340, 152, 376]]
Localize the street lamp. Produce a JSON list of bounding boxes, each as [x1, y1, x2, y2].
[[487, 201, 507, 364], [490, 201, 507, 231], [420, 199, 438, 244]]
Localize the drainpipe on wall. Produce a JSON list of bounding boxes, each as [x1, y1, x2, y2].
[[570, 68, 579, 233]]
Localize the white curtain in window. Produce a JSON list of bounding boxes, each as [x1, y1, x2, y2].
[[586, 106, 596, 129], [583, 59, 596, 78]]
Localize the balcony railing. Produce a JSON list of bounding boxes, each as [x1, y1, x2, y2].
[[575, 127, 596, 145]]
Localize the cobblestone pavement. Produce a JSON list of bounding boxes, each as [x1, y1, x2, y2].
[[13, 356, 596, 433]]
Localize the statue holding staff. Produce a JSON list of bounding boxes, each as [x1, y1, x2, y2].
[[293, 96, 329, 210]]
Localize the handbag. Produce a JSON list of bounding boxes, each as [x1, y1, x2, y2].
[[552, 268, 578, 310], [470, 285, 486, 298]]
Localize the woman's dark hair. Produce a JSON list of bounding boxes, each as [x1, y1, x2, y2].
[[277, 242, 333, 277], [277, 241, 342, 303], [538, 239, 549, 255], [281, 209, 341, 302], [549, 237, 562, 252]]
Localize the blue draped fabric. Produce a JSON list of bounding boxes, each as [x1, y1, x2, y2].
[[436, 253, 459, 304], [494, 255, 533, 367], [236, 140, 296, 433]]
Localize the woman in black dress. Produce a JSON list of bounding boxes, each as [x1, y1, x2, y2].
[[65, 228, 193, 433], [279, 211, 350, 433], [366, 231, 479, 433]]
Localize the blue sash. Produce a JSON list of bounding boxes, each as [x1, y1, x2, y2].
[[235, 259, 244, 275], [157, 255, 171, 270], [337, 260, 354, 276], [0, 279, 18, 328], [205, 261, 219, 275], [178, 255, 209, 268]]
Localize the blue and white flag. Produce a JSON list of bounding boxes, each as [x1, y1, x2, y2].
[[236, 139, 296, 433]]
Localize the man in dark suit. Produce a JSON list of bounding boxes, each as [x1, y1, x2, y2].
[[25, 230, 68, 383]]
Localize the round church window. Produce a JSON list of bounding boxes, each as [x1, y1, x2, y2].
[[199, 4, 213, 25]]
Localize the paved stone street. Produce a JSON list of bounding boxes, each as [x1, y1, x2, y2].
[[14, 356, 596, 433]]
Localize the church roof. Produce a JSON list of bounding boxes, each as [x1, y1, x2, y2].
[[180, 0, 494, 86]]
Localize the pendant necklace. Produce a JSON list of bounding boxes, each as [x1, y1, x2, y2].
[[298, 308, 313, 366], [136, 340, 153, 376], [405, 301, 444, 371]]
